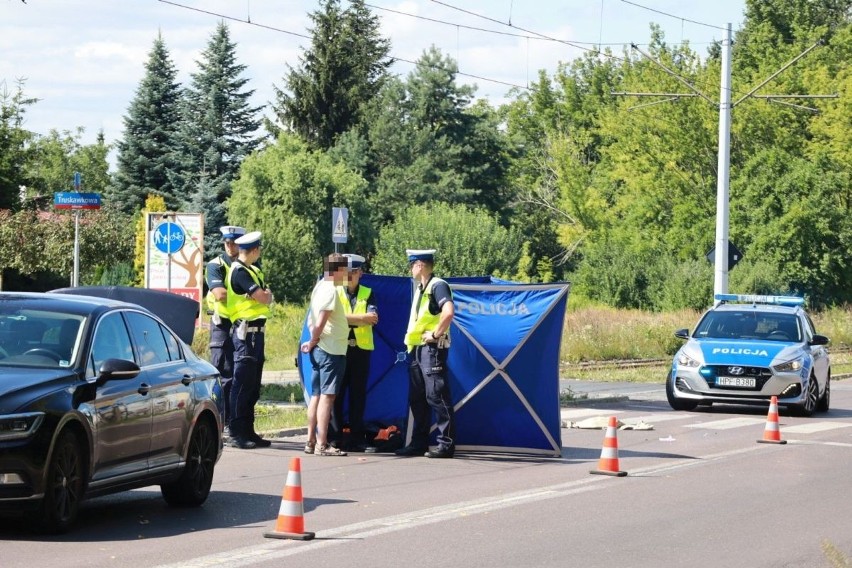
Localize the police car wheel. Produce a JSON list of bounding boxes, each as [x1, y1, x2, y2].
[[666, 376, 699, 411], [816, 374, 830, 413], [793, 375, 820, 417]]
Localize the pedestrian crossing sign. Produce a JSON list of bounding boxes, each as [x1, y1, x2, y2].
[[332, 207, 348, 244], [331, 207, 349, 243]]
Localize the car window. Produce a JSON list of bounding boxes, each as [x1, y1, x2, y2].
[[694, 311, 800, 342], [90, 312, 135, 372], [125, 311, 175, 367]]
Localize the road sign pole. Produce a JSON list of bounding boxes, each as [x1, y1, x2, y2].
[[72, 210, 80, 287], [166, 216, 172, 292]]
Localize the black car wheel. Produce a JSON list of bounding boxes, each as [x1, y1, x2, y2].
[[161, 417, 217, 507], [795, 375, 820, 417], [38, 430, 84, 533], [816, 373, 830, 413], [666, 375, 699, 411]]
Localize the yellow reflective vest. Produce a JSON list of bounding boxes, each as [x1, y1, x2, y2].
[[404, 277, 448, 350], [337, 285, 375, 350], [228, 262, 270, 322], [205, 255, 238, 320]]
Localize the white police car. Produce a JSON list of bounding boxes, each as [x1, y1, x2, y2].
[[667, 294, 830, 416]]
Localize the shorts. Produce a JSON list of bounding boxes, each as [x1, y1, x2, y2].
[[310, 347, 346, 396]]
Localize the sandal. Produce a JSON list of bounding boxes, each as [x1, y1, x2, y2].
[[317, 444, 347, 456], [304, 441, 316, 455]]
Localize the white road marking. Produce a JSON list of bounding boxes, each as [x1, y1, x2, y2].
[[684, 417, 766, 430], [560, 408, 613, 420], [781, 421, 852, 434]]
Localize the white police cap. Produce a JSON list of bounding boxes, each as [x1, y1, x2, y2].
[[343, 253, 366, 270], [235, 231, 262, 249], [219, 225, 246, 240], [406, 249, 436, 263]]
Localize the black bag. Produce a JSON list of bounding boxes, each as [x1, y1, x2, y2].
[[367, 425, 404, 453]]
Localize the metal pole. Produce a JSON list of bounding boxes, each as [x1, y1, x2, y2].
[[166, 215, 172, 292], [713, 24, 733, 297], [73, 210, 81, 287]]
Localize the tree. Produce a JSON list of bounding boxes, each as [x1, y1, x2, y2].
[[170, 22, 263, 257], [269, 0, 391, 150], [24, 128, 110, 201], [228, 133, 371, 300], [360, 47, 513, 226], [0, 79, 37, 211], [110, 34, 183, 214], [372, 202, 522, 278]]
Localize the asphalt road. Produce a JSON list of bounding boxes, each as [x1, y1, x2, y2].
[[2, 380, 851, 568]]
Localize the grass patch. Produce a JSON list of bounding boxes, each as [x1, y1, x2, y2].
[[255, 403, 307, 433], [261, 382, 305, 403], [190, 301, 852, 373]]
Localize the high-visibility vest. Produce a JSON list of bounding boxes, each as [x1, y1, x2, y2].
[[404, 277, 448, 350], [228, 262, 270, 322], [205, 255, 238, 320], [338, 285, 375, 350]]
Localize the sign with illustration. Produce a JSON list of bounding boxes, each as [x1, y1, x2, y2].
[[144, 212, 204, 313]]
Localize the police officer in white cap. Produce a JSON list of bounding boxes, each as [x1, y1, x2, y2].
[[330, 253, 378, 452], [204, 225, 245, 432], [396, 249, 456, 458], [228, 231, 274, 449]]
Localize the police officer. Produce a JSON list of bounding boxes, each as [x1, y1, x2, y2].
[[331, 254, 378, 452], [395, 249, 456, 458], [228, 231, 274, 449], [204, 225, 245, 433]]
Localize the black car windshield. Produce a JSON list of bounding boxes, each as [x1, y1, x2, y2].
[[0, 308, 86, 368], [694, 311, 801, 343]]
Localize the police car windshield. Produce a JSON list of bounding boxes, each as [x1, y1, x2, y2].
[[0, 309, 85, 368], [694, 311, 801, 343]]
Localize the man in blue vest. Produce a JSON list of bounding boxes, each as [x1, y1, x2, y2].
[[331, 253, 378, 452], [228, 231, 274, 450], [204, 225, 245, 434], [396, 249, 456, 458]]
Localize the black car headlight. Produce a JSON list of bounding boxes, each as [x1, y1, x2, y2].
[[0, 412, 45, 441]]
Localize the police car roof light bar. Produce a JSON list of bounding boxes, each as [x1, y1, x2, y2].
[[714, 293, 805, 307]]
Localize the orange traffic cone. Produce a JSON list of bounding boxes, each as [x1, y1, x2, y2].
[[264, 457, 316, 540], [590, 416, 627, 477], [757, 395, 787, 445]]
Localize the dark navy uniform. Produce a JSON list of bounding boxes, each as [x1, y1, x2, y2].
[[228, 259, 269, 447], [205, 253, 236, 426]]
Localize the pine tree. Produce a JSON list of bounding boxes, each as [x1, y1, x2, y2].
[[110, 34, 182, 214], [170, 21, 263, 257], [269, 0, 391, 149]]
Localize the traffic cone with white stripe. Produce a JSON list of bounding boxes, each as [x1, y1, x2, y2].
[[264, 457, 315, 540], [590, 416, 627, 477], [757, 395, 787, 445]]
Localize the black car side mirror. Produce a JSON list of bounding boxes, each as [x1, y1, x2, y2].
[[96, 358, 141, 386], [810, 334, 830, 346], [674, 328, 690, 340]]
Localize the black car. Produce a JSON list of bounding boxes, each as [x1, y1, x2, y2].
[[0, 291, 223, 532]]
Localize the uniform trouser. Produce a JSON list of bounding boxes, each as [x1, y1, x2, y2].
[[331, 345, 371, 445], [230, 328, 265, 440], [408, 344, 454, 450], [209, 319, 234, 426]]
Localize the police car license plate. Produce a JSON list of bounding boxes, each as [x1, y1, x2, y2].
[[717, 376, 756, 388]]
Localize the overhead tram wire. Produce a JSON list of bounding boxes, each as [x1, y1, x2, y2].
[[618, 0, 728, 31], [156, 0, 527, 92], [428, 0, 740, 101]]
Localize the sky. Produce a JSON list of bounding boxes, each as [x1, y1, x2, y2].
[[1, 0, 747, 169]]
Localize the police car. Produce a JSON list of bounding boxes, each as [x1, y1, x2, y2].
[[667, 294, 830, 416]]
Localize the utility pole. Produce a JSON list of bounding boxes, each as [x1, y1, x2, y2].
[[713, 24, 733, 297], [613, 27, 837, 299]]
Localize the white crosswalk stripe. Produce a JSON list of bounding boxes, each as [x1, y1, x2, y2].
[[561, 407, 852, 434], [780, 421, 852, 434]]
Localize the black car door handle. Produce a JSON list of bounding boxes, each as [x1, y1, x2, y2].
[[138, 384, 151, 395], [181, 375, 193, 386]]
